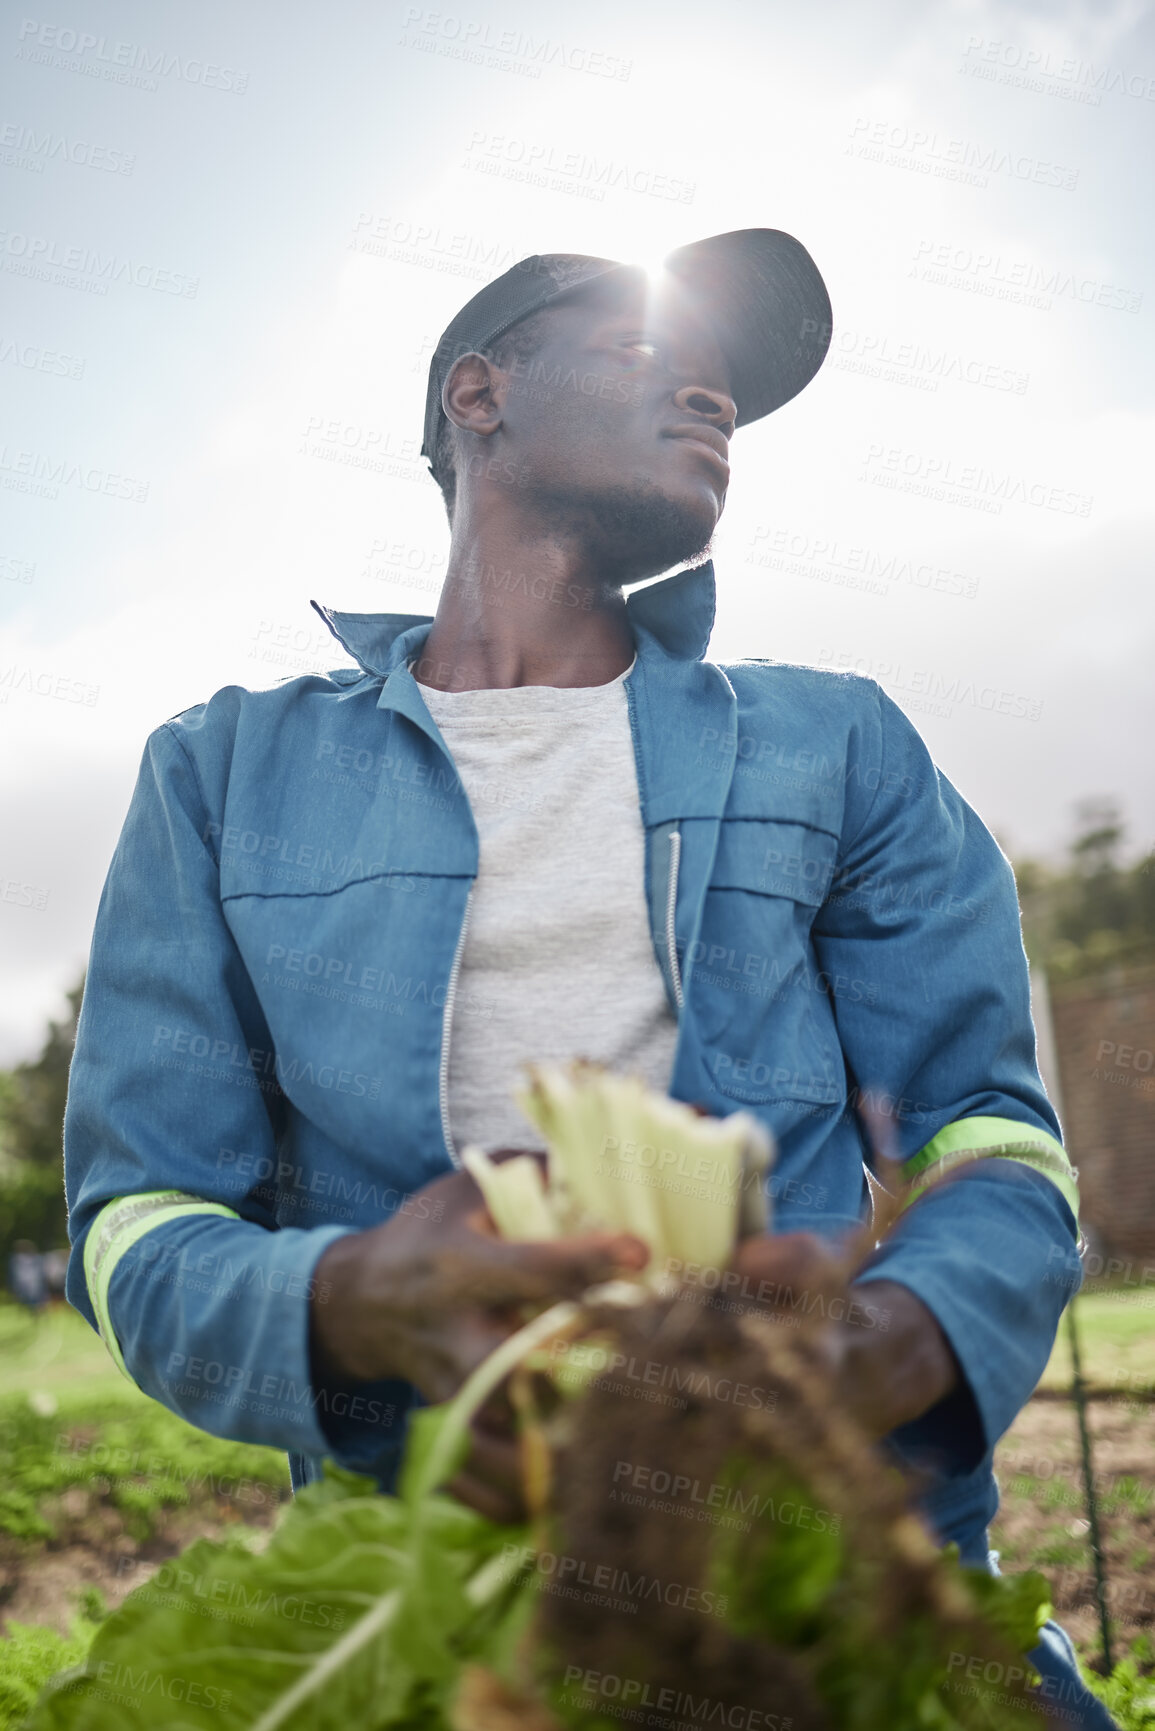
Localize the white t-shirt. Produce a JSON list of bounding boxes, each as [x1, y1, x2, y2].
[[417, 660, 679, 1152]]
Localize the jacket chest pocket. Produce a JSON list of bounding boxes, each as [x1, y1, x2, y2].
[[689, 818, 843, 1107]]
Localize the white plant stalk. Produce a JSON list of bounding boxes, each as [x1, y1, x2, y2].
[[463, 1062, 774, 1290]]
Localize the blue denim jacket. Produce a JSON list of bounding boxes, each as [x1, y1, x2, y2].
[[64, 560, 1082, 1546]]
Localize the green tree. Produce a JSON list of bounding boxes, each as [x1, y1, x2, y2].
[[1017, 804, 1155, 982], [0, 976, 83, 1270]]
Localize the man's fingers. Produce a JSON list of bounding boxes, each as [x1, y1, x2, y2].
[[453, 1229, 650, 1305], [444, 1465, 524, 1525], [468, 1417, 522, 1481], [444, 1422, 527, 1524], [731, 1230, 847, 1303]]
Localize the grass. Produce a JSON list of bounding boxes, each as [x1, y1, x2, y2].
[[0, 1390, 290, 1546], [1038, 1286, 1155, 1391], [3, 1282, 1146, 1412], [0, 1302, 149, 1408], [0, 1303, 293, 1722]]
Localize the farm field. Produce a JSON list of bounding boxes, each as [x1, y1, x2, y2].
[[0, 1289, 1151, 1723]]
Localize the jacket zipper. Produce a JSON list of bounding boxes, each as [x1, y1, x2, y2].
[[665, 827, 684, 1012], [439, 885, 473, 1167]]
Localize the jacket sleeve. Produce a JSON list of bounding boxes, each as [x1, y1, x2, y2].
[[64, 719, 361, 1458], [810, 684, 1081, 1467]]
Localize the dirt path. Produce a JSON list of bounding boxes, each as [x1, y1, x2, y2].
[[992, 1396, 1154, 1660]]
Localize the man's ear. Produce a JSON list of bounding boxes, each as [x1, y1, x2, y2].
[[442, 352, 504, 439]]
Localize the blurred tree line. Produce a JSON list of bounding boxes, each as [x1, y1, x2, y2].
[[1, 796, 1153, 1271], [1016, 800, 1155, 985], [0, 976, 81, 1274]]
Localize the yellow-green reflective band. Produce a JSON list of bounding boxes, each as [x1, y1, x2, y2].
[[83, 1191, 240, 1379], [901, 1116, 1079, 1223]]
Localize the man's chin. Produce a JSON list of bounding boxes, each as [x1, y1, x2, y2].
[[620, 538, 712, 587], [586, 482, 718, 583]]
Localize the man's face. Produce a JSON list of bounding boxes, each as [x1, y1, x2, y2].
[[463, 271, 737, 584]]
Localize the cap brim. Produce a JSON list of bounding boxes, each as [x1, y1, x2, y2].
[[662, 229, 832, 425], [421, 229, 832, 464]]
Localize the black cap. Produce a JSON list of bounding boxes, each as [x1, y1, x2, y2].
[[421, 229, 833, 470]]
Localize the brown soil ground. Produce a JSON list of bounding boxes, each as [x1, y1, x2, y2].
[[2, 1397, 1149, 1673], [992, 1395, 1155, 1664], [0, 1484, 289, 1637]]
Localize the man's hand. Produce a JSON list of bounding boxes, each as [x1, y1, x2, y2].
[[310, 1158, 648, 1523], [731, 1231, 961, 1440]]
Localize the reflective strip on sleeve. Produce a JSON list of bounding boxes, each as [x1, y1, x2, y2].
[[901, 1115, 1079, 1222], [83, 1190, 241, 1379]]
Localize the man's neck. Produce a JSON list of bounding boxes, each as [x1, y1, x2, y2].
[[413, 508, 639, 692]]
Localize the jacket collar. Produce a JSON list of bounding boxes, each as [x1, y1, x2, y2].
[[311, 559, 717, 678]]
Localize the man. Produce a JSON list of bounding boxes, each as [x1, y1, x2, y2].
[[64, 230, 1112, 1725]]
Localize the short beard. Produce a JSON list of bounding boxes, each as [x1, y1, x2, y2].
[[533, 478, 715, 586]]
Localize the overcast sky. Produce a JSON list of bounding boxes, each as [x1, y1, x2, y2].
[[1, 0, 1152, 1064]]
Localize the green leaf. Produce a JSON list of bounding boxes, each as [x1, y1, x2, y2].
[[959, 1559, 1052, 1655], [0, 1617, 98, 1731], [19, 1437, 539, 1731], [397, 1406, 468, 1509], [23, 1464, 464, 1730]]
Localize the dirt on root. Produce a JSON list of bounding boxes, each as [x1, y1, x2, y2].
[[530, 1293, 1050, 1730], [992, 1394, 1155, 1660]]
